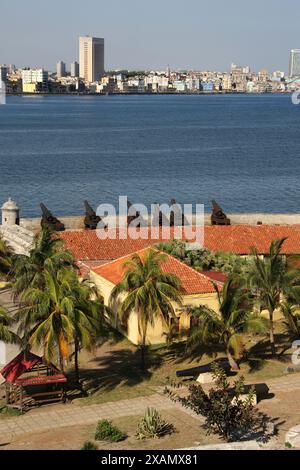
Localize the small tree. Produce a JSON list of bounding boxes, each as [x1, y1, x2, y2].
[[247, 238, 300, 356], [188, 279, 268, 370], [176, 365, 257, 442], [0, 236, 13, 277]]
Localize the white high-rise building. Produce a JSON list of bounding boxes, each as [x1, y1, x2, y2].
[[71, 61, 79, 77], [79, 36, 105, 82], [56, 61, 66, 78], [289, 49, 300, 78]]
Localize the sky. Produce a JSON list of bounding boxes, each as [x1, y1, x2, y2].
[[1, 0, 300, 73]]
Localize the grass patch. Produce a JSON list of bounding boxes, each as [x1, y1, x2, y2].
[[81, 441, 98, 450], [73, 330, 296, 406]]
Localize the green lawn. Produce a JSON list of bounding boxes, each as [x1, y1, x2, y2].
[[72, 328, 296, 406]]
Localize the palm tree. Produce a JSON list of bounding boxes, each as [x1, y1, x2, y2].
[[16, 267, 107, 379], [0, 236, 13, 277], [0, 304, 19, 344], [110, 249, 182, 368], [67, 275, 109, 383], [16, 268, 76, 372], [9, 228, 75, 298], [247, 238, 300, 356], [188, 279, 268, 370]]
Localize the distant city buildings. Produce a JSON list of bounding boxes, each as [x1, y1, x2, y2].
[[56, 61, 66, 78], [21, 69, 49, 93], [71, 61, 79, 77], [289, 49, 300, 77], [3, 39, 296, 95], [79, 36, 105, 82]]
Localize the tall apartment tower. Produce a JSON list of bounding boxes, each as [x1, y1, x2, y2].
[[79, 36, 105, 82], [71, 61, 79, 77], [56, 61, 66, 78], [289, 49, 300, 78]]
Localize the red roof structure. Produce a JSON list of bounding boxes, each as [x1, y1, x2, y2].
[[92, 248, 223, 295], [1, 351, 67, 410], [59, 225, 300, 264], [0, 351, 64, 385]]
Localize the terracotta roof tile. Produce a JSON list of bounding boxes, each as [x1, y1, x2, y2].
[[59, 225, 300, 262], [92, 248, 221, 295]]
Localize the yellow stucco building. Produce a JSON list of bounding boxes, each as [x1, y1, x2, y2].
[[90, 248, 223, 345]]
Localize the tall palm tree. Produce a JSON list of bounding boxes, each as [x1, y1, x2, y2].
[[16, 268, 75, 372], [16, 268, 107, 378], [0, 304, 19, 344], [9, 228, 75, 298], [110, 249, 182, 368], [188, 279, 268, 370], [247, 238, 300, 356], [67, 275, 109, 383], [0, 236, 13, 277]]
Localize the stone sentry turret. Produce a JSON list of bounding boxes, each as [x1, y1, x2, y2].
[[1, 198, 20, 226]]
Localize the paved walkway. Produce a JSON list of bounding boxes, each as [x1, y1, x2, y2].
[[266, 374, 300, 392], [0, 393, 185, 442], [2, 369, 300, 444]]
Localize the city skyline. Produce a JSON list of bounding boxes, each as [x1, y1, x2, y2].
[[1, 0, 300, 73]]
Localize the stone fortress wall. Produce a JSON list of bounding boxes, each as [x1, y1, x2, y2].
[[1, 197, 300, 256]]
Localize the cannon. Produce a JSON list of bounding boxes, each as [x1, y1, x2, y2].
[[127, 199, 142, 227], [84, 200, 106, 230], [152, 199, 188, 227], [40, 203, 65, 232], [211, 200, 231, 226], [170, 198, 188, 227]]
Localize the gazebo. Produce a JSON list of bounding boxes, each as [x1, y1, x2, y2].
[[0, 351, 67, 411]]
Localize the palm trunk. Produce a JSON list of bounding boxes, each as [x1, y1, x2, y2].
[[140, 313, 148, 370], [269, 310, 276, 357], [59, 352, 64, 374], [226, 347, 239, 371], [74, 338, 80, 384]]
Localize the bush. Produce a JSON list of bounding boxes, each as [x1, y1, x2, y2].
[[81, 441, 98, 450], [136, 408, 175, 440], [95, 420, 127, 442], [174, 365, 257, 442], [0, 406, 23, 417]]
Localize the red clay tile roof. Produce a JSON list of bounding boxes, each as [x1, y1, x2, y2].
[[59, 225, 300, 262], [200, 271, 228, 283], [203, 225, 300, 255], [92, 248, 221, 295]]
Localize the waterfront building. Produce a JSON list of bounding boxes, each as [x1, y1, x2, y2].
[[202, 81, 214, 92], [0, 65, 8, 84], [21, 69, 49, 92], [289, 49, 300, 78], [258, 69, 269, 82], [79, 36, 105, 82], [273, 70, 285, 79], [173, 80, 187, 92], [71, 61, 79, 77], [56, 61, 66, 78]]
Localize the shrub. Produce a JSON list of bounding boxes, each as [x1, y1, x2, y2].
[[81, 441, 98, 450], [136, 408, 175, 440], [95, 420, 127, 442], [174, 365, 257, 442], [0, 406, 23, 417]]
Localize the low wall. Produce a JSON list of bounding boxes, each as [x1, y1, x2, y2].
[[20, 213, 300, 232]]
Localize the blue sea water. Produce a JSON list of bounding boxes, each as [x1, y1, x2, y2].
[[0, 93, 300, 217]]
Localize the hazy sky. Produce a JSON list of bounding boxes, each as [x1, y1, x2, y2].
[[1, 0, 299, 73]]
